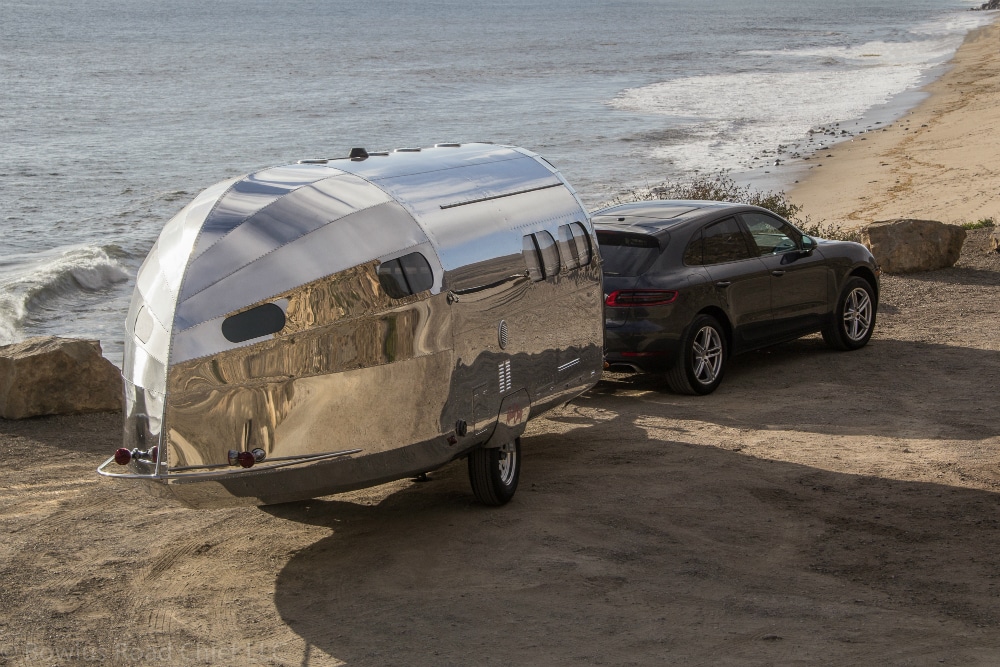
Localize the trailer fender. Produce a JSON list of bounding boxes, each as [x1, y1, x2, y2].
[[484, 389, 532, 448]]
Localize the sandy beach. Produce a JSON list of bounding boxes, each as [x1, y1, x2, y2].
[[3, 19, 1000, 667], [790, 18, 1000, 228]]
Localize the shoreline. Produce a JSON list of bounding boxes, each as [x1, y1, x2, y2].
[[788, 16, 1000, 228]]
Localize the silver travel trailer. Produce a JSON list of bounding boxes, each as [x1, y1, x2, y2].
[[98, 143, 604, 508]]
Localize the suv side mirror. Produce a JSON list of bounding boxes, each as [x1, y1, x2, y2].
[[800, 235, 816, 256]]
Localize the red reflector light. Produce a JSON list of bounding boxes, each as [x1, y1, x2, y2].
[[114, 448, 132, 465], [237, 451, 256, 468], [605, 289, 678, 307]]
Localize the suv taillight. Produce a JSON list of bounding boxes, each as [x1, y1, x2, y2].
[[605, 290, 678, 307]]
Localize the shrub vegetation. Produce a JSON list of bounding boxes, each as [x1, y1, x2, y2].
[[961, 217, 995, 230]]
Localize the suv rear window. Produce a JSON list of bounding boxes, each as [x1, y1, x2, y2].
[[596, 232, 662, 277]]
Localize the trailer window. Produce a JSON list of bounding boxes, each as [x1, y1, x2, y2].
[[571, 222, 592, 267], [378, 252, 433, 299], [222, 303, 286, 343], [522, 235, 544, 281], [534, 230, 560, 277], [557, 224, 580, 271], [522, 231, 560, 281], [557, 223, 593, 270]]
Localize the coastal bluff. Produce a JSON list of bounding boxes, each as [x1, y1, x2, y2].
[[0, 337, 122, 419]]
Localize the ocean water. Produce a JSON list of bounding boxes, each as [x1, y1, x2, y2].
[[0, 0, 991, 365]]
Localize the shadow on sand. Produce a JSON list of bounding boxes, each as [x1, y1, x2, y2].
[[265, 386, 1000, 665]]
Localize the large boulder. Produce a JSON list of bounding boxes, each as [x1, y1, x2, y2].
[[861, 219, 966, 274], [0, 337, 122, 419], [990, 228, 1000, 253]]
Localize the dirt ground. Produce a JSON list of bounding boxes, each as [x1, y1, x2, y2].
[[1, 230, 998, 667]]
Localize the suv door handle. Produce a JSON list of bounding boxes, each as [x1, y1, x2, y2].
[[771, 270, 786, 277], [715, 281, 731, 288]]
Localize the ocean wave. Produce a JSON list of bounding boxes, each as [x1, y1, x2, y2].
[[609, 62, 925, 174], [0, 245, 131, 345]]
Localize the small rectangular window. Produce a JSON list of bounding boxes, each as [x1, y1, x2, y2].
[[570, 222, 592, 266], [557, 224, 580, 271], [522, 235, 544, 282], [534, 230, 560, 278], [377, 252, 433, 298], [398, 252, 433, 292]]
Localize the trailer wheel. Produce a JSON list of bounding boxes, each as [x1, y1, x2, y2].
[[468, 438, 521, 506]]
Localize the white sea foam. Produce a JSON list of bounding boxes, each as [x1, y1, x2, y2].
[[0, 245, 130, 345], [609, 9, 993, 177], [610, 64, 924, 174]]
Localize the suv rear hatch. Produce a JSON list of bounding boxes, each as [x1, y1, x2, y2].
[[596, 230, 665, 327]]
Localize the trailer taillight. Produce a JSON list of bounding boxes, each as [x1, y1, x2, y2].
[[605, 290, 678, 307], [229, 448, 266, 468], [113, 447, 157, 466]]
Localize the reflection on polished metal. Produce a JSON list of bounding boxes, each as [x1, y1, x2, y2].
[[103, 143, 604, 508]]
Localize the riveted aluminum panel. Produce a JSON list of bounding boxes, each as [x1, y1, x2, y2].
[[368, 155, 561, 218], [191, 164, 344, 258], [171, 200, 427, 341], [426, 183, 587, 279], [179, 173, 392, 301]]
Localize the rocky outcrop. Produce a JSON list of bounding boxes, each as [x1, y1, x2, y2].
[[861, 219, 966, 274], [974, 0, 1000, 10], [0, 337, 122, 419]]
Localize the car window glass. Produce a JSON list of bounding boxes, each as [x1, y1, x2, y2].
[[683, 230, 704, 265], [596, 232, 661, 276], [702, 217, 752, 264], [743, 212, 801, 255]]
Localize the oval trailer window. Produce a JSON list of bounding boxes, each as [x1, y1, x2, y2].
[[221, 303, 286, 343]]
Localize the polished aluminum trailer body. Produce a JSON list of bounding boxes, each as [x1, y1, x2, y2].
[[99, 143, 603, 508]]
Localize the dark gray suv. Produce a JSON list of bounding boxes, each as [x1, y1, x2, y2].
[[594, 200, 879, 395]]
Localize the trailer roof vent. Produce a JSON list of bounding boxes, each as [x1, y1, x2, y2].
[[349, 147, 369, 160], [435, 143, 462, 148], [394, 147, 422, 153]]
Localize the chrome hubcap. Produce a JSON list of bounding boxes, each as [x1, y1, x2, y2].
[[843, 288, 873, 341], [692, 326, 723, 385], [497, 449, 517, 485]]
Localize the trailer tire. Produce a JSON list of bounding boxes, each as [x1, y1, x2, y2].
[[468, 438, 520, 506]]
